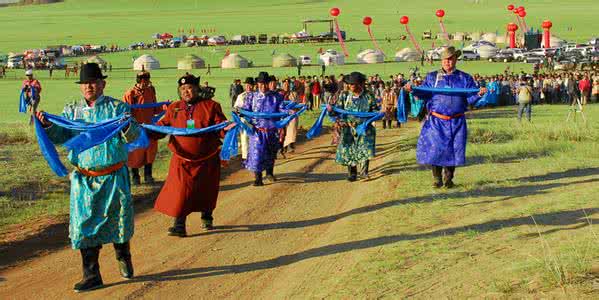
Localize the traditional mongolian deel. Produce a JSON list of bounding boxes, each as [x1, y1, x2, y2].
[[123, 85, 161, 168], [43, 96, 140, 249], [330, 91, 378, 166], [413, 70, 481, 167], [241, 90, 286, 172], [152, 99, 227, 218]]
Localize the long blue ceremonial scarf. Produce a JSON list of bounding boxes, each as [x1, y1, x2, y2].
[[396, 89, 407, 123], [19, 87, 35, 113], [129, 101, 170, 109], [238, 104, 307, 129], [306, 105, 384, 139], [34, 117, 69, 177], [411, 87, 480, 100]]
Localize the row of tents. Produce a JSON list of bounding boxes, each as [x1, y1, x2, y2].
[[86, 33, 568, 71]]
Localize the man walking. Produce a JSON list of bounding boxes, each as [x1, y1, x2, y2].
[[35, 63, 140, 292]]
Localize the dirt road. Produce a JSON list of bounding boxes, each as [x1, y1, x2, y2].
[[0, 125, 415, 299]]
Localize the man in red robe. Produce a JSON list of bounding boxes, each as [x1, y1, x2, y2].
[[151, 74, 235, 237], [123, 71, 161, 184]]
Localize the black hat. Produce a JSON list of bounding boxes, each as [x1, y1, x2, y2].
[[343, 72, 367, 85], [244, 77, 255, 85], [255, 71, 270, 84], [269, 75, 277, 82], [136, 71, 151, 80], [178, 74, 200, 86], [76, 63, 107, 84]]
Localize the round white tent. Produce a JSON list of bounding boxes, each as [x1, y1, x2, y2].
[[477, 45, 498, 59], [481, 33, 498, 43], [272, 53, 297, 67], [453, 32, 465, 41], [221, 53, 250, 69], [395, 48, 421, 62], [495, 35, 507, 44], [177, 54, 205, 70], [356, 49, 384, 64], [133, 54, 160, 71], [319, 49, 345, 66]]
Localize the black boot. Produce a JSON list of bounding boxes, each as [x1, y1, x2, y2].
[[201, 211, 214, 230], [113, 242, 134, 279], [347, 166, 358, 182], [359, 160, 370, 179], [443, 167, 456, 188], [253, 172, 264, 186], [144, 164, 154, 184], [432, 166, 443, 188], [168, 216, 187, 237], [74, 246, 103, 292], [131, 168, 141, 185], [265, 167, 276, 183]]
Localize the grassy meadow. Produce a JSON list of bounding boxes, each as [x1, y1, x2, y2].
[[0, 0, 597, 296]]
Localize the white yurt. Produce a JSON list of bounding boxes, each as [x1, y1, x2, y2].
[[85, 55, 107, 67], [356, 49, 384, 64], [319, 49, 345, 66], [541, 35, 566, 48], [221, 53, 250, 69], [481, 32, 498, 43], [133, 54, 160, 71], [453, 32, 465, 41], [394, 48, 421, 62], [177, 54, 205, 70], [469, 32, 482, 41], [272, 53, 297, 67], [495, 35, 507, 44], [477, 45, 499, 59]]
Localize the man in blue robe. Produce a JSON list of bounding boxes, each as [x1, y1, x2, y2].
[[36, 63, 140, 292], [406, 47, 486, 188], [242, 72, 286, 186]]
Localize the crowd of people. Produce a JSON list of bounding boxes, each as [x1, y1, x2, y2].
[[23, 44, 598, 293]]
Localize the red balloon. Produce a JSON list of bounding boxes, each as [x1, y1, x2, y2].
[[517, 6, 524, 12], [362, 16, 372, 26], [542, 20, 553, 29], [436, 9, 445, 18], [507, 4, 515, 11], [507, 23, 519, 32], [400, 16, 409, 25], [518, 10, 526, 18], [330, 7, 340, 17]]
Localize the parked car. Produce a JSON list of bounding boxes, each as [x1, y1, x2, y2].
[[460, 50, 480, 61], [298, 55, 312, 65], [489, 50, 514, 62], [510, 48, 526, 61], [523, 53, 545, 64]]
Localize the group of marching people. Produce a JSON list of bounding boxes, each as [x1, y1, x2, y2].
[[31, 45, 487, 292]]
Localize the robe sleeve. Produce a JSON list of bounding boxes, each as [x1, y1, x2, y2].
[[115, 101, 140, 143], [212, 102, 228, 139], [148, 103, 172, 140], [151, 87, 162, 115], [45, 106, 76, 145], [463, 74, 482, 106], [241, 93, 253, 111]]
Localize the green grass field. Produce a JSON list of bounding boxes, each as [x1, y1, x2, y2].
[[0, 0, 597, 297]]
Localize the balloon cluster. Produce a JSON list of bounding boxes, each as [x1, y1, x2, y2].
[[329, 7, 349, 57]]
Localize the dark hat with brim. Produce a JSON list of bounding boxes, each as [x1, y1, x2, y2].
[[343, 72, 367, 85], [76, 63, 107, 84], [244, 77, 255, 85], [178, 74, 200, 86], [256, 71, 270, 84]]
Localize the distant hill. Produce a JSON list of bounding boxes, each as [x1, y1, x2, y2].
[[0, 0, 62, 7]]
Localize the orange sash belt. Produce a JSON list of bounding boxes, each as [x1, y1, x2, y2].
[[173, 147, 221, 163], [430, 111, 464, 121], [76, 161, 125, 177]]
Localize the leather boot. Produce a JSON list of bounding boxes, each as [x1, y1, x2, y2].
[[253, 172, 264, 186], [201, 211, 214, 230], [73, 246, 103, 292], [265, 167, 276, 182], [432, 166, 443, 188], [168, 216, 187, 237], [131, 168, 140, 185], [359, 160, 370, 179], [113, 242, 134, 279], [347, 166, 358, 182], [143, 164, 154, 184], [443, 167, 456, 188]]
